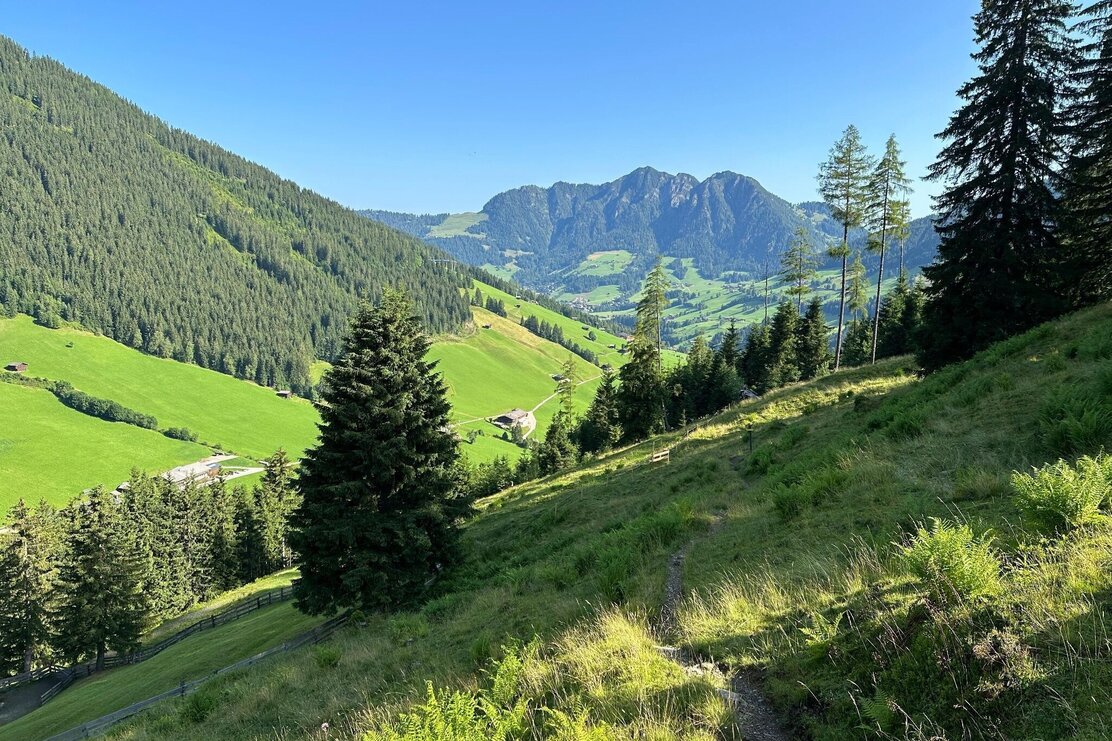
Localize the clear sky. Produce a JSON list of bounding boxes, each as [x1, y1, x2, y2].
[[4, 1, 980, 217]]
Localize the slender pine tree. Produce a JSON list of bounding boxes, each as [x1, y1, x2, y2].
[[291, 290, 460, 614]]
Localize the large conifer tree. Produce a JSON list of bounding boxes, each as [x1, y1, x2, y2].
[[618, 260, 670, 440], [291, 290, 460, 615], [796, 298, 832, 381], [1062, 1, 1112, 302], [576, 367, 622, 455], [0, 500, 61, 673], [920, 0, 1077, 370], [53, 488, 147, 670]]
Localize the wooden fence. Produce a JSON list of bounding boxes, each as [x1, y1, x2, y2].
[[0, 586, 296, 709], [45, 612, 350, 741]]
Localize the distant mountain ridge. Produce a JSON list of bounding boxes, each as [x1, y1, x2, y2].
[[363, 166, 939, 293]]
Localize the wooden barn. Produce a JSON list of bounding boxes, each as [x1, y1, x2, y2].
[[4, 362, 28, 372]]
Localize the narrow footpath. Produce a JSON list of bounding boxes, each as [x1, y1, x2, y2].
[[655, 513, 788, 741]]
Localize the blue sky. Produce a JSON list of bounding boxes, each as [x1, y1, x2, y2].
[[4, 1, 979, 217]]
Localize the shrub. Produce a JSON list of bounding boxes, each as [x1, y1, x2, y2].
[[163, 426, 198, 442], [1012, 456, 1109, 532], [1039, 391, 1112, 456], [314, 646, 342, 669], [772, 485, 806, 521], [900, 519, 1001, 605], [746, 447, 775, 475], [387, 613, 430, 644]]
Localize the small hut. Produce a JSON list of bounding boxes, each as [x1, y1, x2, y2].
[[4, 362, 28, 373]]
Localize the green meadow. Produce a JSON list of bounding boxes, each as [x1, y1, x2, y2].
[[0, 601, 321, 741], [0, 382, 207, 510], [0, 316, 320, 460], [569, 249, 634, 277]]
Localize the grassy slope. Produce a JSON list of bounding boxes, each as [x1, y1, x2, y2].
[[0, 602, 321, 741], [474, 279, 684, 368], [0, 315, 320, 460], [430, 307, 602, 463], [103, 303, 1112, 741], [0, 382, 207, 510], [0, 282, 641, 495]]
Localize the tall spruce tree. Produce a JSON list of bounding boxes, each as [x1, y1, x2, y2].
[[576, 367, 622, 454], [766, 302, 802, 389], [818, 125, 874, 370], [867, 135, 913, 363], [920, 0, 1077, 371], [539, 357, 580, 474], [717, 321, 742, 373], [291, 290, 460, 615], [780, 226, 820, 311], [53, 488, 147, 670], [740, 322, 772, 393], [0, 500, 61, 673], [618, 261, 670, 440], [1061, 1, 1112, 303], [797, 298, 832, 381]]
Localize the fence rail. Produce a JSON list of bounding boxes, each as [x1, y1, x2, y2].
[[0, 585, 296, 709], [45, 612, 350, 741], [0, 664, 66, 693]]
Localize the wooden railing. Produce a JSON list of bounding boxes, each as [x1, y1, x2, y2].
[[45, 612, 350, 741], [0, 586, 297, 709]]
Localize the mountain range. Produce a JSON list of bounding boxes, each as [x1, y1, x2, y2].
[[363, 166, 939, 302]]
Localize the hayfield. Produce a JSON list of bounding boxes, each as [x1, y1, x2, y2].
[[0, 315, 320, 460], [0, 382, 207, 510]]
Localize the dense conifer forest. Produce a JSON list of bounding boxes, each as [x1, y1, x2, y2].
[[0, 36, 471, 394]]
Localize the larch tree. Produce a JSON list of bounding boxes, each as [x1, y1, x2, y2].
[[780, 226, 820, 311], [818, 124, 874, 370], [290, 290, 461, 615], [920, 0, 1077, 370], [867, 135, 913, 363]]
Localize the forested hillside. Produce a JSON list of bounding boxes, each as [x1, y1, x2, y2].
[[0, 36, 471, 393]]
